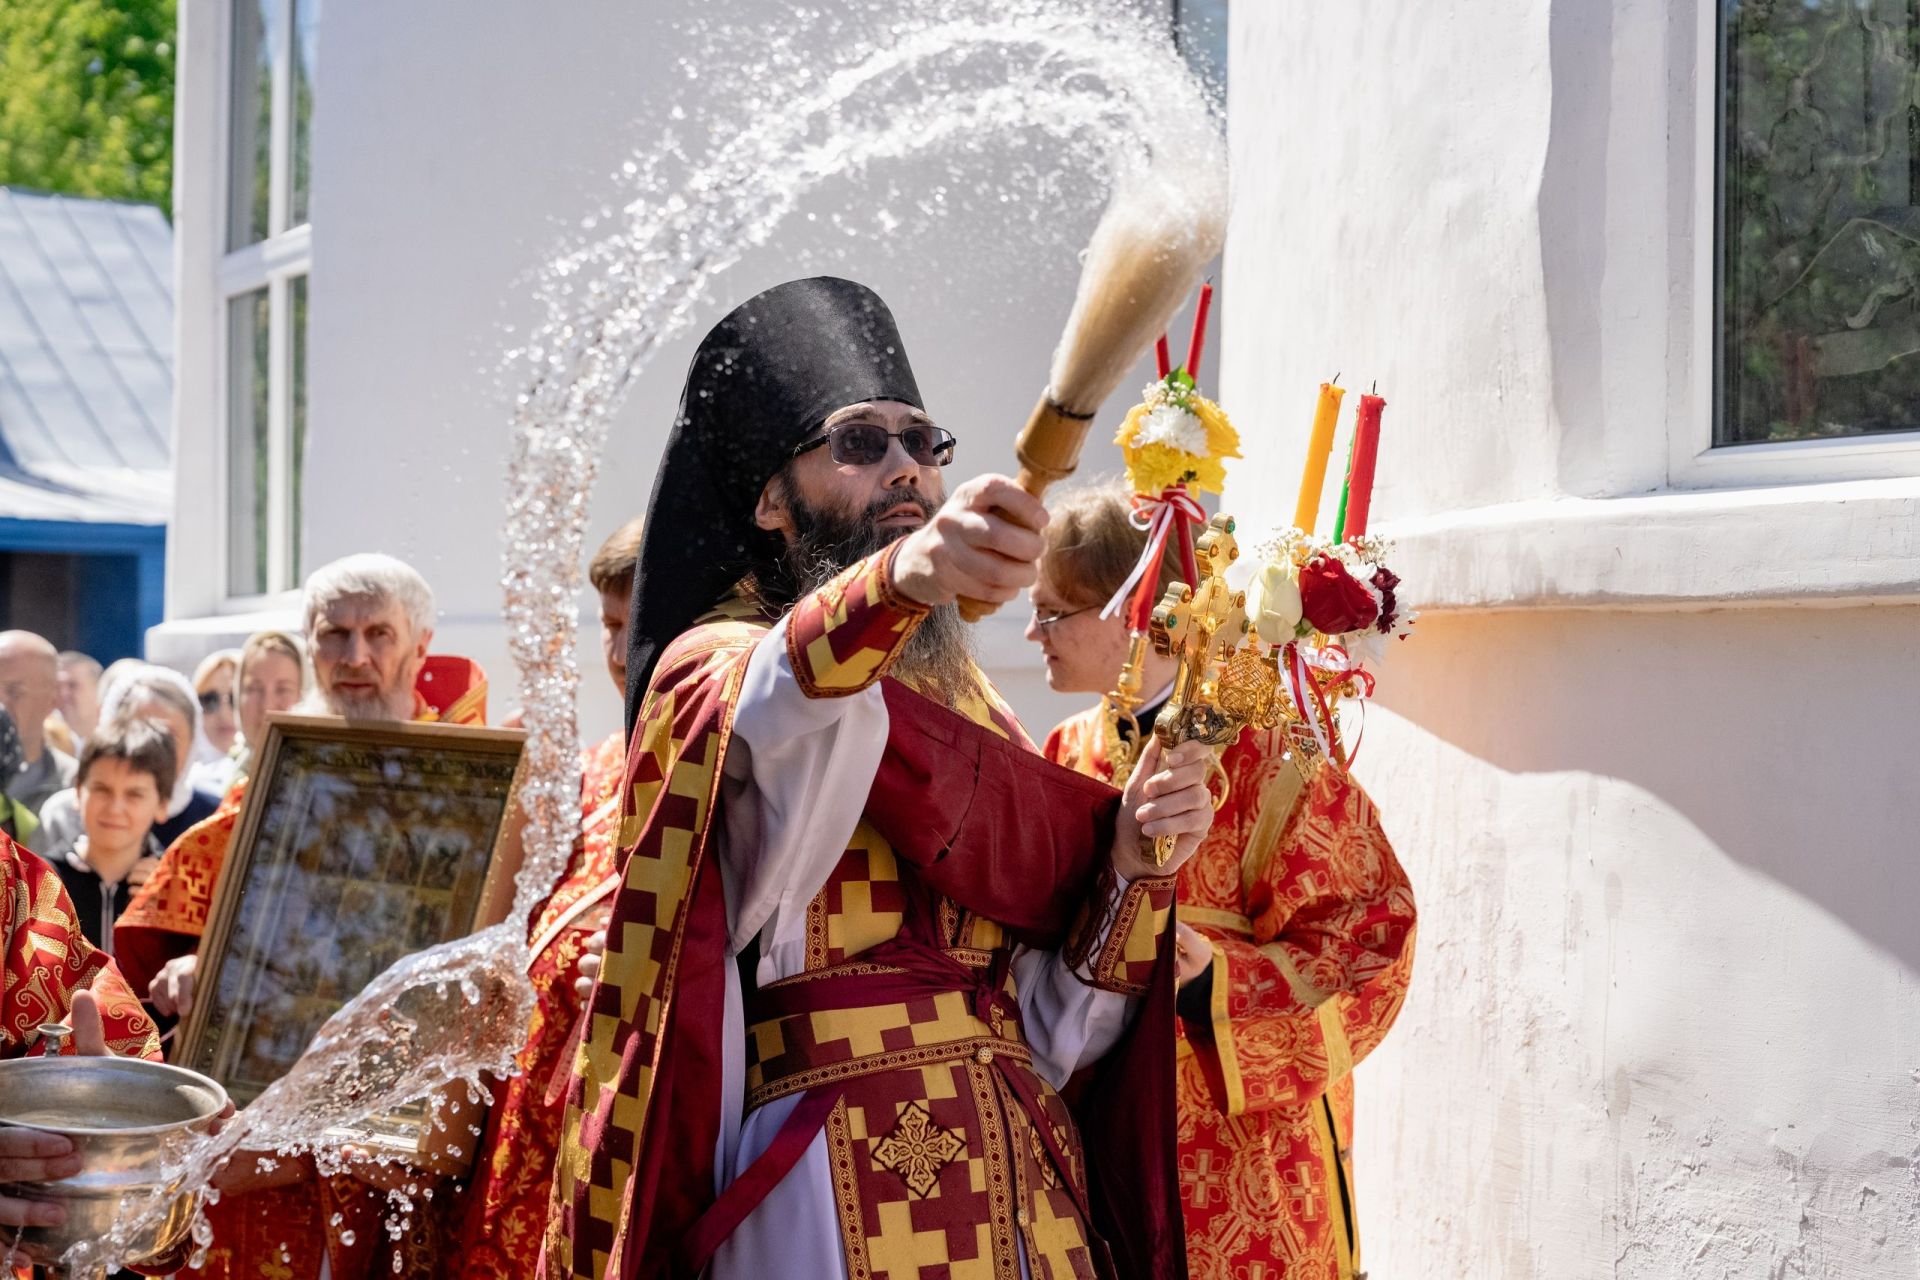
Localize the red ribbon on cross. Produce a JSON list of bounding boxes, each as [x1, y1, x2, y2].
[[1282, 641, 1375, 769], [1102, 483, 1207, 633]]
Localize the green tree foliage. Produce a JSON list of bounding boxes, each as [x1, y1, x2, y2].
[[0, 0, 176, 208]]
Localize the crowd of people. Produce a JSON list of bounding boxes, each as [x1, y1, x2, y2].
[[0, 628, 309, 957], [0, 277, 1414, 1280]]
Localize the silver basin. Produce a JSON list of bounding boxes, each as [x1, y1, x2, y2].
[[0, 1055, 228, 1272]]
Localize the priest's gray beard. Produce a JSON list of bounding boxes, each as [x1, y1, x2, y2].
[[762, 475, 975, 702]]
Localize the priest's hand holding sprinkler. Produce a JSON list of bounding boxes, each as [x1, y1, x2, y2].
[[934, 157, 1228, 872], [954, 170, 1227, 623]]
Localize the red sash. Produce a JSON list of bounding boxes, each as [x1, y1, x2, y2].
[[677, 934, 1098, 1274]]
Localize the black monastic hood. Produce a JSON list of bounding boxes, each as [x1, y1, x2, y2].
[[623, 276, 924, 734]]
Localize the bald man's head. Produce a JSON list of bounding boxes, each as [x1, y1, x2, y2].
[[0, 632, 59, 760], [0, 631, 56, 662]]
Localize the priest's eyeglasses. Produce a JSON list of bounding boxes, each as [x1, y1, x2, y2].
[[792, 422, 958, 468]]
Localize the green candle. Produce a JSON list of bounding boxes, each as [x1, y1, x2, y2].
[[1331, 430, 1358, 542]]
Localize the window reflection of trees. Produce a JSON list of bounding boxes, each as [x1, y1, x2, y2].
[[1721, 0, 1920, 443]]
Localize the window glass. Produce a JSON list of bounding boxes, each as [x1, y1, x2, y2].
[[227, 0, 276, 249], [1720, 0, 1920, 444], [289, 274, 308, 581], [291, 0, 320, 226], [227, 289, 272, 596]]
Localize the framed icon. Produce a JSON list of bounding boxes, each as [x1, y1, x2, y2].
[[175, 714, 527, 1169]]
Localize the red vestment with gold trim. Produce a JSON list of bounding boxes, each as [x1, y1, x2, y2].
[[2, 831, 159, 1061], [112, 659, 488, 1280], [439, 730, 625, 1278], [1045, 711, 1416, 1280], [545, 547, 1186, 1280]]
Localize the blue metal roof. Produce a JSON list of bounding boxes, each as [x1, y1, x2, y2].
[[0, 187, 172, 525]]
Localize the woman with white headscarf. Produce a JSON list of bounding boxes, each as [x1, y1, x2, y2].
[[36, 662, 223, 853], [192, 649, 243, 759]]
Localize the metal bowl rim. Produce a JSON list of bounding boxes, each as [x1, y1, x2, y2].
[[0, 1056, 230, 1138]]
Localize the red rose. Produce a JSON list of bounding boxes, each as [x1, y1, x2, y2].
[[1371, 565, 1401, 634], [1299, 555, 1380, 635]]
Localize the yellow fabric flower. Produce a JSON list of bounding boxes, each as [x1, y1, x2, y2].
[[1115, 391, 1242, 496]]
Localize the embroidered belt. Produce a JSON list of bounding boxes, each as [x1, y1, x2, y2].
[[745, 950, 1032, 1111], [676, 936, 1082, 1273]]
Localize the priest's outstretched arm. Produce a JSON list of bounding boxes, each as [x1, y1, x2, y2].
[[721, 515, 1211, 1083]]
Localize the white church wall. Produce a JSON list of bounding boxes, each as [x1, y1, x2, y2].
[[1222, 2, 1920, 1275], [1357, 606, 1918, 1277]]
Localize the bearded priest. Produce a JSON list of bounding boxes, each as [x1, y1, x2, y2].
[[544, 277, 1211, 1280]]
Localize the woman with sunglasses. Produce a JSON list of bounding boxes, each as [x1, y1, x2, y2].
[[192, 649, 242, 758], [1028, 483, 1419, 1280]]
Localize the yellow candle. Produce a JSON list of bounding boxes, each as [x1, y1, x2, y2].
[[1292, 381, 1346, 533]]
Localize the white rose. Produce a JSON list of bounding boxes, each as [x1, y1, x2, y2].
[[1135, 404, 1209, 455], [1247, 562, 1303, 645]]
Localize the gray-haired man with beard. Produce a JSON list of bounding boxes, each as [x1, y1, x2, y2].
[[114, 551, 490, 1280], [547, 277, 1209, 1280], [129, 551, 479, 1019]]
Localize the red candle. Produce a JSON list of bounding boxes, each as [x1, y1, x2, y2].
[[1184, 282, 1214, 381], [1342, 393, 1387, 540], [1155, 333, 1172, 379]]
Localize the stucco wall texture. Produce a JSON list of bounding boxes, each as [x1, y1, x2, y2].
[[1357, 608, 1917, 1277], [1223, 3, 1918, 1276]]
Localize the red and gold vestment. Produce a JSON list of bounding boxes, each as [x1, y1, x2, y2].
[[546, 546, 1186, 1280], [113, 658, 487, 1280], [1, 830, 158, 1061], [1045, 710, 1416, 1280], [440, 730, 625, 1278]]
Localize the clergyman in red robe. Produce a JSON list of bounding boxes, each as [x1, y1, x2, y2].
[[440, 514, 644, 1277], [545, 278, 1217, 1279], [1029, 486, 1417, 1280]]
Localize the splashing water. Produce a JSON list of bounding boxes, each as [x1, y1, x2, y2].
[[61, 1, 1222, 1269], [500, 0, 1223, 943], [59, 942, 530, 1274]]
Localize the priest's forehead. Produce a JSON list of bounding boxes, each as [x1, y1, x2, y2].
[[821, 400, 934, 429]]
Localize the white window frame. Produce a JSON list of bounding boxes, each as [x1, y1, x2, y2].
[[216, 0, 312, 608], [1673, 0, 1920, 490]]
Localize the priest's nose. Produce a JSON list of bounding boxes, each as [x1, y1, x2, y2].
[[880, 438, 921, 490]]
